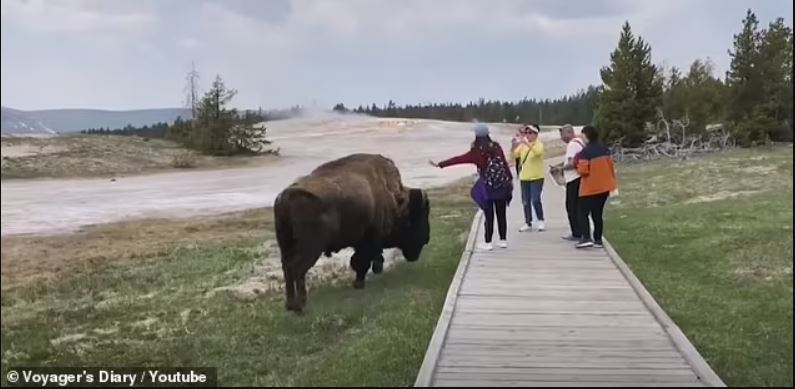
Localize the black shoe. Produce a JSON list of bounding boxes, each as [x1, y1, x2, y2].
[[593, 241, 604, 248]]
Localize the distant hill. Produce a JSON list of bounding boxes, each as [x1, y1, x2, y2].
[[1, 107, 192, 134], [1, 107, 57, 135]]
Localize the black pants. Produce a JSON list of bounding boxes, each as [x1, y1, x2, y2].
[[565, 178, 582, 238], [484, 200, 508, 243], [579, 192, 609, 243]]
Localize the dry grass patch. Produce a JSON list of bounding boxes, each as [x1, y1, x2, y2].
[[0, 209, 273, 291], [1, 135, 277, 179], [1, 178, 476, 386]]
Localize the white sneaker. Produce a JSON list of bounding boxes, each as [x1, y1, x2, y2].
[[519, 224, 532, 232], [535, 221, 546, 231], [477, 242, 494, 251], [576, 240, 594, 249], [497, 240, 508, 248]]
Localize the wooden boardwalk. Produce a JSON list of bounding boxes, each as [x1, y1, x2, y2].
[[415, 162, 724, 387]]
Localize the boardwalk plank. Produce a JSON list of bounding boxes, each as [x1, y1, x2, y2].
[[438, 359, 690, 366], [435, 367, 699, 375], [413, 157, 724, 387], [434, 380, 700, 388], [434, 372, 700, 382], [444, 340, 678, 349]]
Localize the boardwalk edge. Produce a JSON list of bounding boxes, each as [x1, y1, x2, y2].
[[414, 209, 482, 387], [602, 238, 727, 387]]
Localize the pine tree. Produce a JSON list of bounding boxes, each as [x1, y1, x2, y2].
[[595, 21, 663, 146], [356, 89, 598, 124], [167, 116, 188, 142], [758, 17, 794, 140], [194, 75, 239, 155], [726, 10, 793, 144], [663, 60, 727, 135], [725, 9, 771, 145], [663, 66, 686, 119], [726, 9, 763, 126], [683, 59, 726, 134]]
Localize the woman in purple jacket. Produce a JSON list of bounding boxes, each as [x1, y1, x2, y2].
[[430, 124, 513, 251]]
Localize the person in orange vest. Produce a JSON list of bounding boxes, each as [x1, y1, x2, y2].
[[573, 125, 618, 249]]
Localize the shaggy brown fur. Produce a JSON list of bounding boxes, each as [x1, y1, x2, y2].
[[274, 154, 430, 312]]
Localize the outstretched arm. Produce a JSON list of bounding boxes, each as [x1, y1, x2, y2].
[[431, 149, 479, 169]]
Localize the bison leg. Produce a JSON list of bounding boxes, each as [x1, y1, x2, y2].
[[294, 258, 317, 311], [350, 250, 371, 289], [296, 275, 307, 308], [351, 245, 384, 288], [282, 247, 323, 313], [371, 252, 385, 274], [283, 269, 300, 312]]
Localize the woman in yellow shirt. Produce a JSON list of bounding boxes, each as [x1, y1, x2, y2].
[[513, 124, 545, 232]]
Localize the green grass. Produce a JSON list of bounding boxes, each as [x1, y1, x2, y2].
[[606, 147, 793, 387], [1, 181, 476, 386]]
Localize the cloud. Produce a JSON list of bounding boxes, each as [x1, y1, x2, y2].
[[178, 37, 200, 50], [0, 0, 157, 35], [1, 0, 792, 110], [279, 0, 633, 41], [183, 0, 644, 81], [188, 0, 645, 54], [197, 2, 296, 50]]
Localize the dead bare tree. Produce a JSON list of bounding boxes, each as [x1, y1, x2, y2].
[[611, 109, 734, 163], [184, 61, 200, 120]]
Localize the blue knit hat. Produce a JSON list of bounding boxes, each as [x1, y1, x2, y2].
[[474, 123, 489, 137]]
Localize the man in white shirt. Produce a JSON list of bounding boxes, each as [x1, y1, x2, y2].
[[552, 124, 585, 241]]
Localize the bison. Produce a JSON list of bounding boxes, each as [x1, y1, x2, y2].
[[274, 153, 431, 312]]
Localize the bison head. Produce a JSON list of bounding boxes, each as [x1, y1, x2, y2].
[[400, 188, 431, 261]]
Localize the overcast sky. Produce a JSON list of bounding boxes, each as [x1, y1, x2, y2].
[[1, 0, 792, 111]]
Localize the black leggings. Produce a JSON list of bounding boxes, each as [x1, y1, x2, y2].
[[484, 200, 508, 243], [579, 192, 609, 243]]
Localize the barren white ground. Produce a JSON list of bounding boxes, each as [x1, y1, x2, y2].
[[1, 116, 563, 236]]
